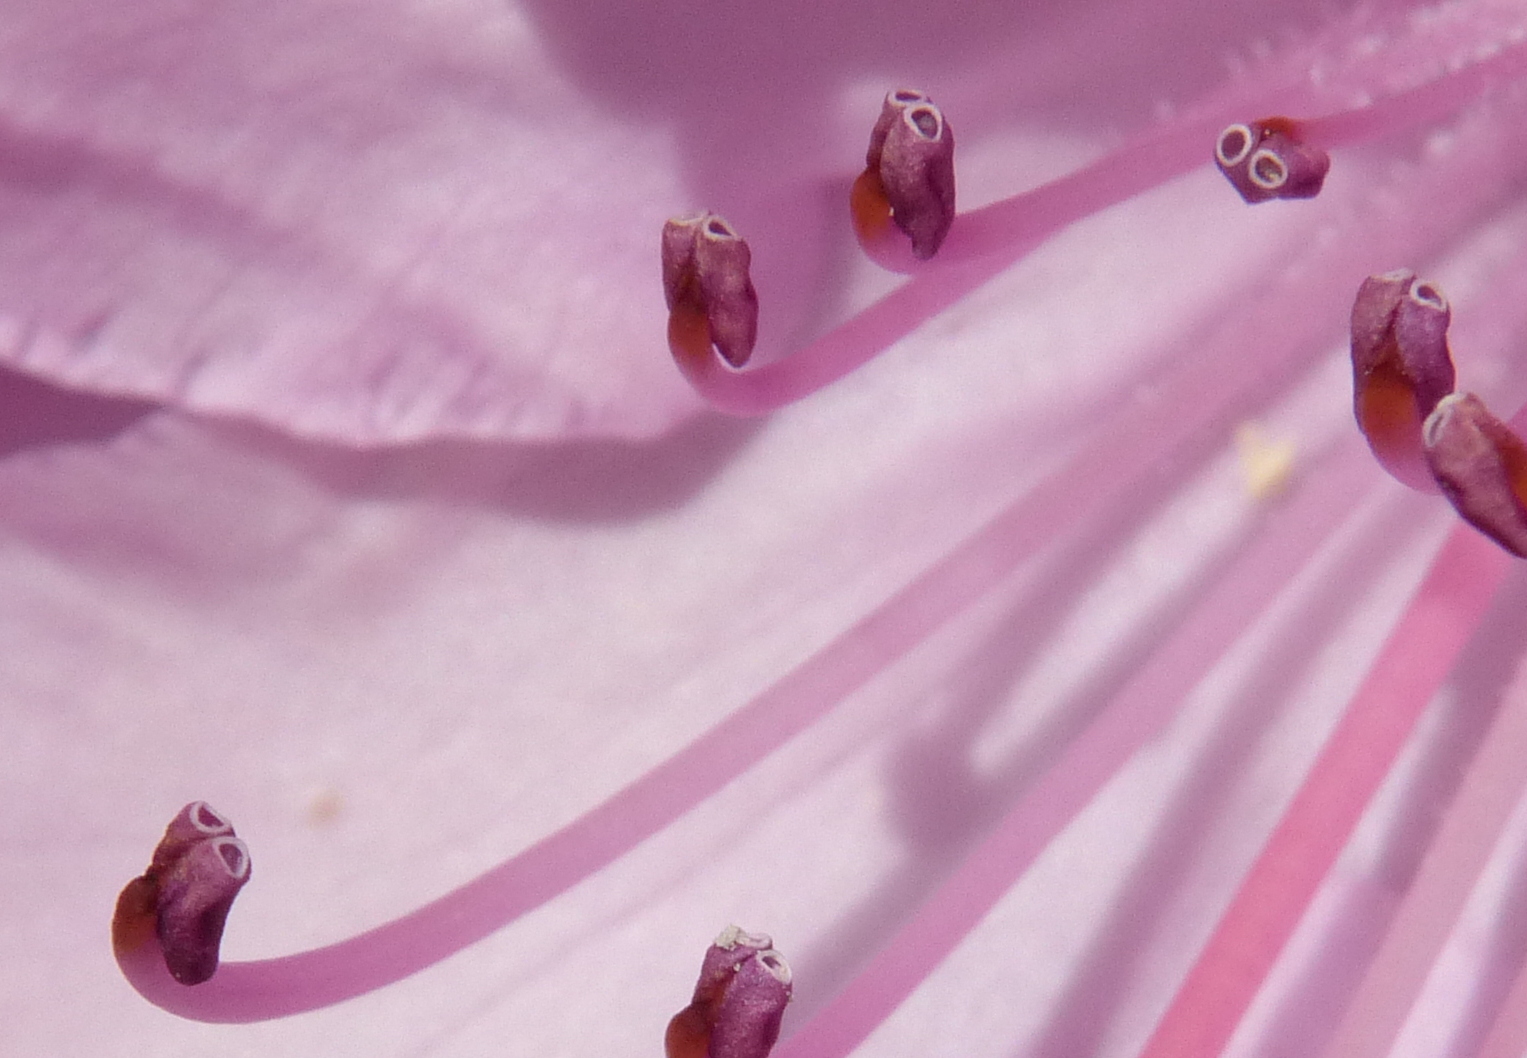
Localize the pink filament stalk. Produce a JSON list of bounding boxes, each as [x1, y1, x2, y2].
[[1134, 524, 1514, 1058], [772, 446, 1387, 1058], [118, 277, 1308, 1022], [1315, 610, 1527, 1058], [680, 31, 1527, 416], [1474, 946, 1527, 1058]]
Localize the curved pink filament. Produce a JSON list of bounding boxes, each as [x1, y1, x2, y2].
[[117, 278, 1303, 1021]]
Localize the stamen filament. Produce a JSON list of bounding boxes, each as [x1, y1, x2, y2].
[[1316, 643, 1527, 1058], [772, 446, 1389, 1058], [1134, 519, 1515, 1058], [118, 330, 1257, 1017]]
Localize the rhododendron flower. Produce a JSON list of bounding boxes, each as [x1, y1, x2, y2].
[[7, 2, 1527, 1058]]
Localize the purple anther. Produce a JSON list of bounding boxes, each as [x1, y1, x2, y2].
[[155, 835, 252, 985], [1350, 270, 1457, 491], [114, 801, 252, 986], [661, 212, 758, 368], [667, 926, 793, 1058], [705, 943, 792, 1058], [1423, 393, 1527, 558], [1214, 118, 1330, 203], [865, 89, 956, 258], [1351, 270, 1457, 415]]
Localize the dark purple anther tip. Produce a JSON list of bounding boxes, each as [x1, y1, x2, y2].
[[116, 801, 252, 985], [661, 212, 759, 368], [1215, 118, 1330, 204], [1423, 393, 1527, 558], [866, 89, 956, 259], [667, 926, 793, 1058]]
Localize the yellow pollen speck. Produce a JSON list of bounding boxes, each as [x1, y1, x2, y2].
[[1235, 423, 1297, 499], [305, 788, 344, 826]]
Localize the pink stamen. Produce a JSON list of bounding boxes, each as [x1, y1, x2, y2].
[[1134, 521, 1513, 1058], [1315, 639, 1527, 1058], [772, 445, 1392, 1058]]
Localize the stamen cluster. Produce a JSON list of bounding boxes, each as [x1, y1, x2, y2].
[[1350, 270, 1527, 556], [661, 88, 956, 371]]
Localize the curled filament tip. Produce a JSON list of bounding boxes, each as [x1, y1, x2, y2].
[[1350, 269, 1457, 492], [852, 88, 956, 264], [667, 927, 793, 1058], [662, 212, 759, 369], [113, 802, 251, 986], [1215, 117, 1330, 203]]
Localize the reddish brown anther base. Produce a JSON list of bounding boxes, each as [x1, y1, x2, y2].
[[667, 1002, 714, 1058], [668, 301, 716, 374], [849, 168, 896, 249], [1357, 367, 1434, 489], [111, 874, 161, 961]]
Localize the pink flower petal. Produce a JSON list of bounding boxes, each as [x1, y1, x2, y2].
[[7, 4, 1527, 1058]]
